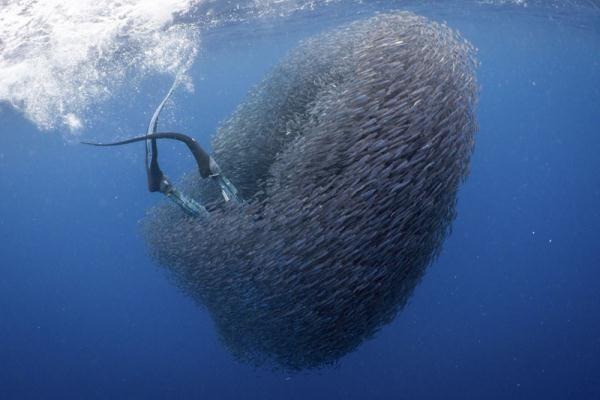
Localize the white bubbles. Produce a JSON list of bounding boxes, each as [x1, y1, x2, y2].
[[0, 0, 201, 133], [63, 113, 83, 132]]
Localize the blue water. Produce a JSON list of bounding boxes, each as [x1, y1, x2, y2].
[[1, 1, 599, 399]]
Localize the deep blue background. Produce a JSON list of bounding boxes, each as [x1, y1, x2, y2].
[[1, 3, 599, 399]]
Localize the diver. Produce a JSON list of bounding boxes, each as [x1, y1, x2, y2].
[[82, 78, 241, 217]]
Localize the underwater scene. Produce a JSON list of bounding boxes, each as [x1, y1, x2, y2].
[[1, 0, 599, 398]]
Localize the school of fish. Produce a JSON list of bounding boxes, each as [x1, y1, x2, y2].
[[143, 11, 479, 370]]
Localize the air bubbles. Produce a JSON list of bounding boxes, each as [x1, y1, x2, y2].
[[63, 113, 83, 133], [0, 0, 200, 132]]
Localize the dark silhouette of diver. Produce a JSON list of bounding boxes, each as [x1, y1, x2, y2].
[[82, 78, 240, 217]]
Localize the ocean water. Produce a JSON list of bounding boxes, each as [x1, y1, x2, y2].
[[1, 1, 599, 399]]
